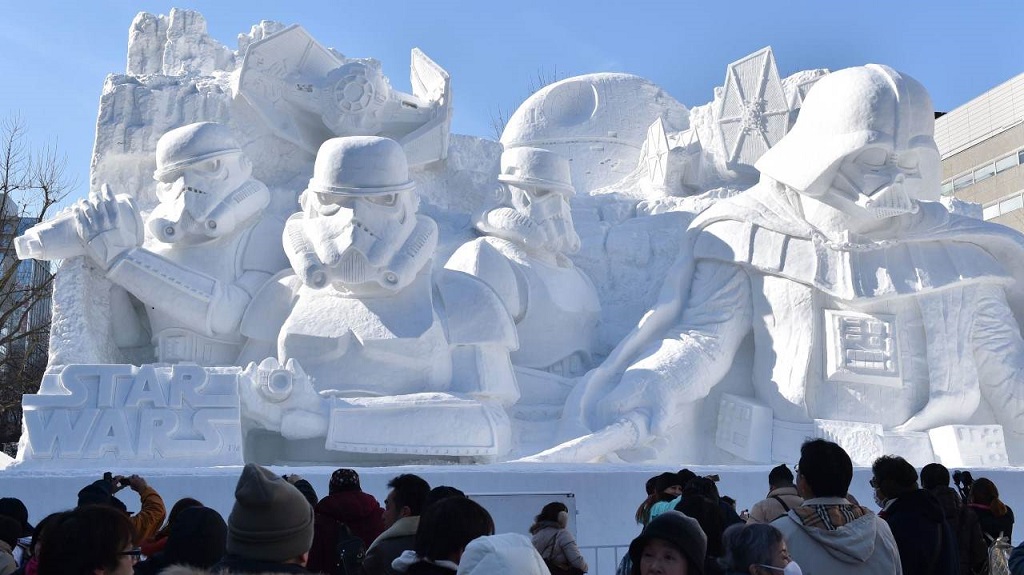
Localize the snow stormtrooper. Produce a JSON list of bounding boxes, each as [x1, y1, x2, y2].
[[239, 136, 519, 458], [18, 122, 284, 365], [555, 65, 1024, 464], [446, 147, 600, 377]]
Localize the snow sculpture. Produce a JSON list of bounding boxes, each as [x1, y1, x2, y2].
[[500, 73, 690, 193], [17, 364, 243, 468], [235, 25, 451, 166], [541, 65, 1024, 466], [446, 147, 599, 373], [714, 47, 790, 176], [239, 136, 519, 461], [17, 122, 286, 365]]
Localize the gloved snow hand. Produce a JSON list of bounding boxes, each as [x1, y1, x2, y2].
[[73, 184, 143, 269], [239, 357, 328, 439]]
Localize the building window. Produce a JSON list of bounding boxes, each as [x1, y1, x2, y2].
[[983, 204, 1001, 220], [995, 154, 1018, 174], [942, 181, 954, 196], [975, 163, 996, 182], [953, 173, 974, 191], [1000, 194, 1024, 215]]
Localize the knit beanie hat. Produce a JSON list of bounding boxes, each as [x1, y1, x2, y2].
[[330, 469, 361, 494], [166, 506, 228, 568], [0, 498, 33, 536], [227, 464, 314, 562], [628, 511, 707, 575]]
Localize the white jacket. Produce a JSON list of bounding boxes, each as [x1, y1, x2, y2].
[[457, 534, 549, 575]]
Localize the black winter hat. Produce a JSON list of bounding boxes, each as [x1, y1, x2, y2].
[[628, 511, 707, 575], [0, 498, 32, 536], [227, 464, 314, 562], [165, 506, 227, 568]]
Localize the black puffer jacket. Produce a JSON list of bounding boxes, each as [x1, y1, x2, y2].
[[929, 487, 987, 575], [881, 489, 958, 575]]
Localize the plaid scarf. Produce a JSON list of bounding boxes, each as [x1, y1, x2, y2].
[[792, 503, 870, 531]]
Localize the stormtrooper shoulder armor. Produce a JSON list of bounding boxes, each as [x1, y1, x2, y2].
[[240, 270, 303, 341], [445, 237, 523, 317], [434, 268, 518, 350]]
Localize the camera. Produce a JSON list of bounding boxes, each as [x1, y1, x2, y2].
[[104, 472, 131, 489], [952, 470, 974, 500]]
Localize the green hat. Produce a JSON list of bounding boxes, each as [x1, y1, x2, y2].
[[227, 464, 314, 562]]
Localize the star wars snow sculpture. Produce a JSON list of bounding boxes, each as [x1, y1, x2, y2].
[[239, 136, 519, 460], [234, 25, 451, 166], [446, 147, 600, 378], [536, 65, 1024, 467], [16, 122, 286, 365]]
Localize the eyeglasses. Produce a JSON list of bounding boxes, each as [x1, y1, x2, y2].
[[869, 478, 878, 488], [120, 548, 142, 564]]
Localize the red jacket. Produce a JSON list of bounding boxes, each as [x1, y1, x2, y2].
[[307, 491, 385, 573]]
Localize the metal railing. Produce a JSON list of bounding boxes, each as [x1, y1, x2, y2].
[[578, 544, 629, 575]]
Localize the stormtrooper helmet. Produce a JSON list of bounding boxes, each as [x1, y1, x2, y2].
[[298, 136, 435, 291], [755, 65, 941, 219], [495, 147, 580, 255], [149, 122, 267, 243]]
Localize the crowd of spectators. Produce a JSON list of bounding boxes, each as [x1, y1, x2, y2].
[[1, 443, 1022, 575]]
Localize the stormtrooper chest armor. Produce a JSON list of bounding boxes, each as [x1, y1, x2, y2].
[[279, 270, 451, 396], [510, 251, 600, 374], [145, 227, 251, 360]]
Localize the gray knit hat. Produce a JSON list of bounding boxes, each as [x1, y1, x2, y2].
[[628, 511, 707, 575], [227, 464, 314, 562]]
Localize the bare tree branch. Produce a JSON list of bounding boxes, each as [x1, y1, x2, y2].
[[490, 65, 565, 141], [0, 114, 77, 451]]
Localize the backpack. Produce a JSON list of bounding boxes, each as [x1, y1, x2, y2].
[[332, 521, 366, 575], [987, 533, 1012, 575]]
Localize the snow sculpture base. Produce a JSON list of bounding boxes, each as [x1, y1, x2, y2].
[[18, 364, 243, 469], [929, 425, 1009, 467]]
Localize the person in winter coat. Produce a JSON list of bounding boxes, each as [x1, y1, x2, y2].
[[0, 499, 32, 568], [0, 516, 21, 575], [456, 533, 548, 575], [133, 506, 226, 575], [921, 463, 988, 575], [674, 494, 724, 575], [363, 474, 430, 575], [648, 473, 685, 521], [77, 474, 167, 546], [37, 506, 137, 575], [871, 455, 957, 575], [529, 502, 588, 573], [628, 511, 707, 575], [172, 464, 314, 575], [720, 522, 800, 575], [307, 469, 386, 573], [968, 477, 1014, 543], [139, 498, 203, 559], [1009, 540, 1024, 574], [746, 465, 803, 525], [390, 496, 494, 575], [772, 440, 902, 575]]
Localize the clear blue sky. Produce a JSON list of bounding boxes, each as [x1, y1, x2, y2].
[[2, 0, 1022, 205]]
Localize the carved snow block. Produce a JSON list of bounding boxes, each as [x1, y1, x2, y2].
[[327, 393, 511, 457], [716, 393, 773, 463], [771, 419, 814, 464], [813, 419, 883, 466], [929, 425, 1009, 467], [18, 364, 243, 468], [882, 431, 935, 467]]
